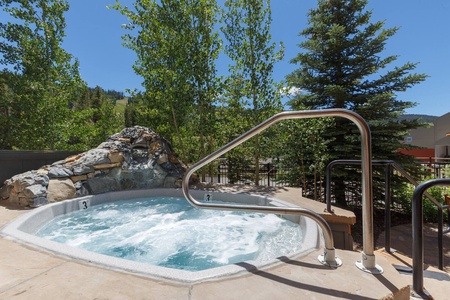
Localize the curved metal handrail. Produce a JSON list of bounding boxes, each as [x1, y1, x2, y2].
[[412, 178, 450, 297], [182, 109, 377, 270]]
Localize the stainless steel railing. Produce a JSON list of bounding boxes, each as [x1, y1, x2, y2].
[[182, 109, 378, 271]]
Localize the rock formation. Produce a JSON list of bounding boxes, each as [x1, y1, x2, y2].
[[0, 126, 187, 207]]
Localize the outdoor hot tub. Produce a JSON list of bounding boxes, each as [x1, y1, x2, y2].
[[0, 189, 321, 283]]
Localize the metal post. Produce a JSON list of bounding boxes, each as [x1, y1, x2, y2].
[[217, 165, 221, 183], [358, 116, 377, 272], [326, 163, 332, 213], [385, 164, 392, 253], [438, 207, 444, 270], [412, 178, 450, 297], [325, 159, 370, 213], [412, 182, 425, 297]]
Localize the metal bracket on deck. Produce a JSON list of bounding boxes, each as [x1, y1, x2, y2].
[[318, 248, 342, 268]]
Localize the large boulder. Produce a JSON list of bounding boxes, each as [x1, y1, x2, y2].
[[0, 126, 188, 207]]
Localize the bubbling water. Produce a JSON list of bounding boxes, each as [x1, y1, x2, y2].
[[36, 197, 303, 271]]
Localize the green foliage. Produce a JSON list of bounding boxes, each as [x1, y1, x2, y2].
[[398, 183, 449, 223], [104, 89, 124, 101], [0, 0, 85, 150], [222, 0, 284, 184], [61, 86, 125, 150], [0, 1, 127, 151], [0, 74, 14, 148], [113, 98, 128, 114], [286, 0, 427, 206], [113, 0, 222, 170], [272, 117, 334, 199]]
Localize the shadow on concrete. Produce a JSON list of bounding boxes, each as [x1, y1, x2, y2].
[[378, 223, 450, 273], [276, 255, 331, 270], [235, 261, 375, 300]]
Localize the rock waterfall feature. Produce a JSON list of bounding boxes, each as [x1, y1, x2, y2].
[[0, 126, 188, 207]]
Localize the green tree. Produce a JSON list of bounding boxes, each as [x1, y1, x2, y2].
[[273, 116, 333, 200], [65, 86, 125, 150], [0, 0, 85, 150], [113, 0, 221, 169], [0, 72, 14, 148], [286, 0, 427, 206], [222, 0, 284, 185], [188, 0, 222, 180]]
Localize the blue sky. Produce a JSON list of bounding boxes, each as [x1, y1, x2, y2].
[[3, 0, 450, 116]]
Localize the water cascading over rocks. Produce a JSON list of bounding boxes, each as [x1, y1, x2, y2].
[[0, 126, 191, 207]]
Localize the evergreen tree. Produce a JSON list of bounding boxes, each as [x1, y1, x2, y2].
[[286, 0, 427, 206], [91, 85, 104, 123], [105, 89, 124, 101], [66, 85, 125, 150]]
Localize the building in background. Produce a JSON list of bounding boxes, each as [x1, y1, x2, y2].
[[400, 112, 450, 178], [402, 112, 450, 161]]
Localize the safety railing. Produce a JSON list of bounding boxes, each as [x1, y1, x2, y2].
[[326, 159, 439, 254], [412, 178, 450, 298], [182, 109, 380, 272]]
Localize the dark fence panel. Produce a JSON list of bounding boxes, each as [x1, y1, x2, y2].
[[216, 162, 291, 187], [0, 150, 81, 185], [417, 161, 449, 179]]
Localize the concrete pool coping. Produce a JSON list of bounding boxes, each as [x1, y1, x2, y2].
[[1, 186, 449, 299]]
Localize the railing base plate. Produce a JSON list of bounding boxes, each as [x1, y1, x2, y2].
[[355, 260, 383, 274], [318, 255, 342, 268], [410, 285, 432, 299]]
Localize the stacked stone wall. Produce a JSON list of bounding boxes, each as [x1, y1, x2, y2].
[[0, 126, 188, 207]]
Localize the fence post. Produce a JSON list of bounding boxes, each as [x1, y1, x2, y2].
[[412, 178, 450, 297], [384, 164, 392, 253], [217, 165, 221, 183]]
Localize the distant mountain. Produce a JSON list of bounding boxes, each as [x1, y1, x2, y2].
[[398, 114, 438, 123]]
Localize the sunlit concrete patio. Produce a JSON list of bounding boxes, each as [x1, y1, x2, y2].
[[1, 187, 449, 299]]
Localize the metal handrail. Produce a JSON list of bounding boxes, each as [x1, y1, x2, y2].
[[182, 109, 378, 271], [326, 159, 440, 254], [412, 178, 450, 297], [326, 160, 439, 213], [325, 160, 393, 213], [326, 159, 396, 255]]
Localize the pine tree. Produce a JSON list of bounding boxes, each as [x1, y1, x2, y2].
[[286, 0, 427, 206], [92, 86, 104, 123], [65, 86, 124, 150]]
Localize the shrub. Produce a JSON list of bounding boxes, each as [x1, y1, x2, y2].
[[397, 183, 449, 223]]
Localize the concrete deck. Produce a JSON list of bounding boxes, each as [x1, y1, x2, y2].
[[0, 187, 448, 299]]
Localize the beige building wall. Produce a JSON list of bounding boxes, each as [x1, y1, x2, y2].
[[405, 125, 435, 148], [405, 112, 450, 158], [434, 112, 450, 142]]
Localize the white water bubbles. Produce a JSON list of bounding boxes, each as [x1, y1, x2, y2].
[[36, 197, 304, 271]]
